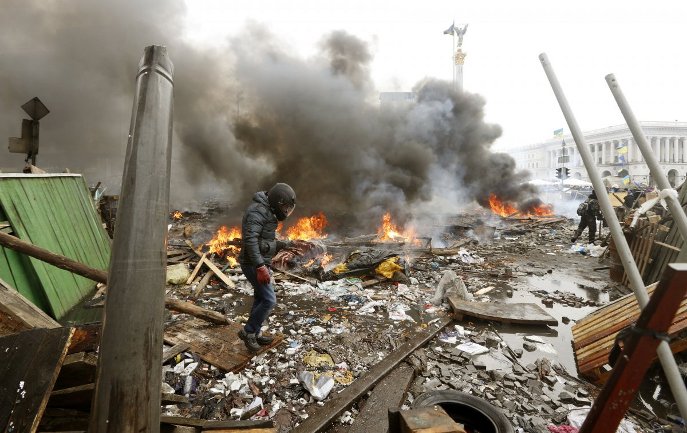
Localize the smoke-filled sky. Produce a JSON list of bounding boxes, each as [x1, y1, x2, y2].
[[2, 0, 682, 229]]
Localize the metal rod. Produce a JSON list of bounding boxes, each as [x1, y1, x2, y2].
[[90, 45, 174, 433], [605, 74, 687, 244], [538, 53, 687, 419]]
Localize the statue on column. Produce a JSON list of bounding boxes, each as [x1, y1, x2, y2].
[[455, 24, 468, 47], [443, 22, 468, 47]]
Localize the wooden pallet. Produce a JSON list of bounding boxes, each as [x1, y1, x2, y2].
[[572, 282, 687, 383]]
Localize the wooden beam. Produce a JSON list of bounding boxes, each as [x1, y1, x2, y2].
[[192, 271, 213, 299], [186, 253, 207, 285], [162, 342, 191, 364], [291, 317, 452, 433], [164, 298, 228, 325], [0, 231, 108, 284], [579, 264, 687, 433], [184, 241, 235, 288], [201, 256, 235, 289], [348, 363, 416, 433], [160, 416, 273, 429]]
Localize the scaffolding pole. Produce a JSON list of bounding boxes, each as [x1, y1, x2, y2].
[[605, 74, 687, 244], [538, 52, 687, 420]]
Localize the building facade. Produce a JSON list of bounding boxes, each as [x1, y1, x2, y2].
[[511, 121, 687, 187]]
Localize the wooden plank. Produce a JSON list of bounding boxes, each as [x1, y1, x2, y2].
[[37, 408, 90, 432], [202, 257, 236, 289], [54, 352, 98, 391], [160, 416, 273, 429], [290, 317, 453, 433], [348, 363, 415, 433], [49, 384, 190, 410], [579, 264, 687, 433], [165, 298, 229, 325], [164, 318, 283, 372], [573, 282, 687, 381], [400, 405, 466, 433], [192, 271, 213, 299], [0, 327, 74, 433], [654, 240, 682, 252], [67, 323, 101, 354], [48, 384, 95, 410], [0, 276, 60, 337], [201, 429, 276, 433], [186, 253, 207, 284], [572, 283, 659, 340], [448, 296, 558, 326], [162, 342, 191, 364]]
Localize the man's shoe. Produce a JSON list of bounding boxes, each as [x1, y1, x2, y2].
[[238, 329, 261, 352], [256, 332, 274, 346]]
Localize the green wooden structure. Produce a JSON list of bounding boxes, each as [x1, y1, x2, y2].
[[0, 174, 111, 319]]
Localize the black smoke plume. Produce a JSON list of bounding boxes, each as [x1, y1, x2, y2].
[[0, 0, 541, 231]]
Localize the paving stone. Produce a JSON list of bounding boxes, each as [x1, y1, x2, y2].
[[559, 391, 575, 402], [523, 342, 537, 352]]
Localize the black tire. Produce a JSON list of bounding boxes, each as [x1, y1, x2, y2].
[[412, 390, 514, 433]]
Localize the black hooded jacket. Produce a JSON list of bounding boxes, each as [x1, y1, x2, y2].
[[238, 191, 283, 267]]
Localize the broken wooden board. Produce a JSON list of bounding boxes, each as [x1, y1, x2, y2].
[[571, 281, 687, 383], [448, 295, 558, 326], [67, 323, 101, 354], [0, 327, 74, 433], [164, 318, 283, 372], [48, 383, 189, 411], [399, 405, 466, 433], [160, 416, 273, 430], [0, 276, 60, 337], [38, 408, 90, 432], [53, 352, 98, 390], [348, 362, 416, 433]]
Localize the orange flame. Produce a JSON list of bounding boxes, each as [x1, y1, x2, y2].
[[488, 194, 554, 217], [284, 212, 328, 241], [206, 225, 242, 266], [488, 194, 519, 217], [172, 210, 183, 220], [377, 212, 416, 242]]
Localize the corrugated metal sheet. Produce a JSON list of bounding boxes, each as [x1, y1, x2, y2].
[[0, 174, 111, 319]]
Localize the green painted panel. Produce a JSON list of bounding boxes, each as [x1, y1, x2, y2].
[[0, 206, 50, 311], [0, 175, 111, 318]]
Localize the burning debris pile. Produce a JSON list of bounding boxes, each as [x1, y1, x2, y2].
[[134, 203, 660, 433]]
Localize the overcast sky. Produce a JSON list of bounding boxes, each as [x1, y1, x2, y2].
[[183, 0, 687, 149]]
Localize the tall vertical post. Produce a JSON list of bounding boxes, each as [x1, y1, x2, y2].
[[90, 45, 174, 433], [539, 53, 687, 419], [605, 74, 687, 244]]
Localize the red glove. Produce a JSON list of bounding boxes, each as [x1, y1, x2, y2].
[[256, 265, 271, 285]]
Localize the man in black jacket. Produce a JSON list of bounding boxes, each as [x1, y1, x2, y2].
[[238, 183, 296, 352], [571, 190, 603, 244]]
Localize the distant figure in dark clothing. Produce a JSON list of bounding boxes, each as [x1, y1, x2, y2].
[[572, 190, 603, 243]]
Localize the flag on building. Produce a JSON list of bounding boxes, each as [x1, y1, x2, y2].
[[553, 128, 564, 138], [616, 143, 628, 154], [618, 155, 626, 164], [623, 175, 631, 185]]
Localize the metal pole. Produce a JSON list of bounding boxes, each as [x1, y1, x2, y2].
[[539, 53, 687, 419], [605, 74, 687, 243], [90, 45, 174, 433]]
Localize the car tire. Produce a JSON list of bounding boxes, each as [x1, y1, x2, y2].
[[412, 390, 514, 433]]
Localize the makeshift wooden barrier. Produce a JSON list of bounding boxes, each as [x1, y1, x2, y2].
[[572, 281, 687, 383], [579, 264, 687, 433], [621, 219, 659, 287]]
